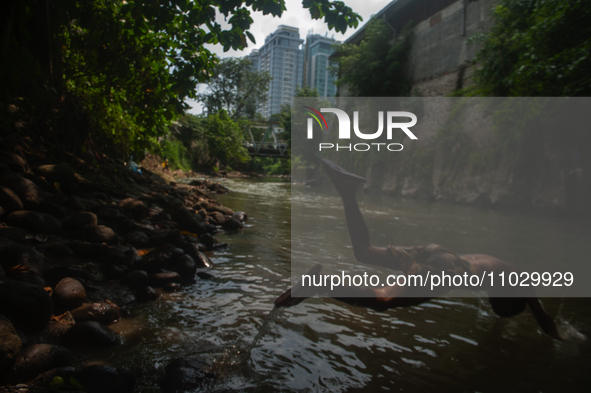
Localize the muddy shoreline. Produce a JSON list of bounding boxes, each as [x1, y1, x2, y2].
[[0, 147, 248, 392]]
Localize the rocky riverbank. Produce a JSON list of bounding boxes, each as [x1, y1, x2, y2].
[[0, 144, 248, 392]]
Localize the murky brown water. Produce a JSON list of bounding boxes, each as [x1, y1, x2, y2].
[[80, 177, 591, 392]]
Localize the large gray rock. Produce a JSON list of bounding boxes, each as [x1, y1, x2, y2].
[[0, 280, 53, 332], [6, 210, 62, 234], [9, 344, 73, 384]]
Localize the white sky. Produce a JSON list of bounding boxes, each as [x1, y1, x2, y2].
[[186, 0, 392, 114]]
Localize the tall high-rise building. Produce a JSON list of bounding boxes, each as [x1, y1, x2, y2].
[[248, 25, 304, 118], [303, 34, 338, 98]]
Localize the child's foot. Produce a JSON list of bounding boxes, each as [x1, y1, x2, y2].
[[321, 159, 366, 194]]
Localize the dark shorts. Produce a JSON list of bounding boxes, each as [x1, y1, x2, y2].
[[388, 244, 476, 295]]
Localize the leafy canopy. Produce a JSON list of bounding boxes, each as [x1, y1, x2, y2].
[[331, 19, 414, 97], [2, 0, 362, 156]]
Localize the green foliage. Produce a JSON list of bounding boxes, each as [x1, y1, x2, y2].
[[331, 19, 414, 97], [1, 0, 362, 157], [163, 139, 191, 172], [173, 112, 250, 172], [473, 0, 591, 96], [199, 57, 271, 119]]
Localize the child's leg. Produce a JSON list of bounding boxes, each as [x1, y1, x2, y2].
[[322, 159, 397, 269]]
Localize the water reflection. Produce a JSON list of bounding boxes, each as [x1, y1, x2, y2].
[[82, 178, 590, 392]]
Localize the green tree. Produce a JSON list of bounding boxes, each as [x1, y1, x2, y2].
[[198, 57, 271, 119], [472, 0, 591, 96], [331, 19, 414, 97], [173, 112, 249, 171], [1, 0, 362, 157]]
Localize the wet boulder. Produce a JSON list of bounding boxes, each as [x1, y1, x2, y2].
[[71, 302, 120, 325], [135, 286, 158, 302], [0, 280, 53, 332], [163, 282, 182, 292], [79, 225, 119, 245], [165, 202, 207, 235], [36, 243, 75, 261], [233, 211, 248, 223], [75, 365, 136, 393], [34, 312, 76, 345], [0, 315, 22, 379], [150, 271, 181, 288], [170, 254, 198, 281], [62, 211, 98, 230], [160, 358, 214, 393], [177, 242, 214, 269], [9, 344, 73, 384], [198, 233, 216, 250], [134, 246, 184, 273], [121, 270, 150, 289], [53, 278, 86, 312], [6, 210, 62, 234], [0, 186, 24, 212], [63, 321, 120, 348], [222, 217, 243, 230]]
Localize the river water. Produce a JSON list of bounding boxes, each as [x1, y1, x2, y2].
[[86, 177, 591, 392]]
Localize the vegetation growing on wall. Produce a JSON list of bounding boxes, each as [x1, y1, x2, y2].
[[472, 0, 591, 97]]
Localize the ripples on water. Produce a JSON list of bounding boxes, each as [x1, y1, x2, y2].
[[82, 177, 591, 392]]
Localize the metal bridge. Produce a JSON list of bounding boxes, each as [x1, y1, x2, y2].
[[243, 122, 289, 158]]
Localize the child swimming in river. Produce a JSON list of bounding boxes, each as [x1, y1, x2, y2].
[[275, 159, 561, 340]]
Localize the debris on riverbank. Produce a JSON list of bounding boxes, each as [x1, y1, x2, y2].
[[0, 136, 248, 392]]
